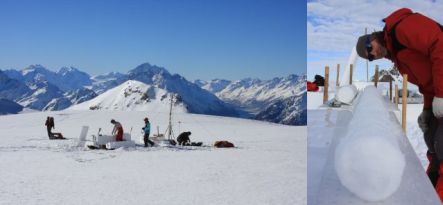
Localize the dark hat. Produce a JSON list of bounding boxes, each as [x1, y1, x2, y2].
[[144, 117, 149, 121], [111, 119, 116, 123], [356, 34, 375, 59]]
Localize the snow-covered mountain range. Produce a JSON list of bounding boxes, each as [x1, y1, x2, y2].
[[0, 63, 306, 125], [0, 66, 97, 111], [195, 74, 307, 125], [4, 65, 93, 91]]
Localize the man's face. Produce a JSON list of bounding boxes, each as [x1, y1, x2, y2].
[[368, 39, 387, 60]]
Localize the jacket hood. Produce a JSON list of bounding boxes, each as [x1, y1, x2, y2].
[[383, 8, 413, 31]]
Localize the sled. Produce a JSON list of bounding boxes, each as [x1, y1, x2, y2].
[[181, 142, 203, 146], [150, 134, 177, 147], [49, 133, 66, 140]]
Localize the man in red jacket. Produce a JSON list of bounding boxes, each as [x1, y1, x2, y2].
[[356, 8, 443, 200], [111, 119, 124, 141]]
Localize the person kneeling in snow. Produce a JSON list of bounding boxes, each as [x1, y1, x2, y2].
[[111, 119, 124, 141], [142, 117, 154, 147], [45, 116, 64, 139], [355, 8, 443, 201], [177, 131, 191, 146], [45, 116, 55, 139]]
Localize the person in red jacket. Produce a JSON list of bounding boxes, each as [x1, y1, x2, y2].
[[111, 119, 124, 141], [356, 8, 443, 200]]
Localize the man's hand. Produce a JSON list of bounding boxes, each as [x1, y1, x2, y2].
[[418, 109, 433, 133], [433, 97, 443, 118]]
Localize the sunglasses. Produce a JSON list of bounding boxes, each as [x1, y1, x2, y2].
[[365, 36, 375, 61]]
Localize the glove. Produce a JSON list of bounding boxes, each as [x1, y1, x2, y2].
[[418, 109, 432, 133], [433, 97, 443, 118]]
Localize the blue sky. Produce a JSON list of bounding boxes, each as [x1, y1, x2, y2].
[[0, 0, 305, 81], [308, 0, 443, 82]]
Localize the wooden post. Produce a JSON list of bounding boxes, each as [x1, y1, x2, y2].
[[350, 64, 353, 85], [336, 64, 340, 87], [389, 78, 393, 101], [395, 84, 399, 107], [374, 65, 379, 87], [402, 74, 408, 132], [323, 66, 330, 104]]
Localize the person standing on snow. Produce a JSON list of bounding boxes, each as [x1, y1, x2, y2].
[[142, 117, 154, 147], [355, 8, 443, 200], [111, 119, 124, 141]]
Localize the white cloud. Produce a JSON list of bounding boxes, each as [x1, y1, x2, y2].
[[308, 0, 443, 79], [308, 0, 443, 51]]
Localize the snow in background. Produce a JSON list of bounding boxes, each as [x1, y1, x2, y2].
[[1, 63, 305, 125], [4, 65, 92, 92], [196, 74, 306, 125], [90, 72, 127, 94], [197, 74, 305, 114], [70, 80, 187, 113]]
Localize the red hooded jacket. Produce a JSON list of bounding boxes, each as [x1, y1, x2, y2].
[[383, 8, 443, 109]]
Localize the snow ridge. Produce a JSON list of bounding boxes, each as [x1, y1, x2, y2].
[[70, 80, 187, 112]]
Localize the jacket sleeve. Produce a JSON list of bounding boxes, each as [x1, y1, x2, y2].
[[396, 14, 443, 98]]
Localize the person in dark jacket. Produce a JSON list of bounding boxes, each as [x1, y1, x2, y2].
[[142, 118, 154, 147], [356, 8, 443, 200], [177, 131, 192, 146], [45, 116, 54, 139]]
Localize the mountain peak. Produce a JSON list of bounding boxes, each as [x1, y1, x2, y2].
[[22, 64, 50, 75], [58, 66, 79, 74], [122, 79, 147, 87], [25, 64, 45, 69], [129, 63, 170, 76]]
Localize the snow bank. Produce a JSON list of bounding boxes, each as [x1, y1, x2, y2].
[[0, 110, 306, 205], [335, 85, 357, 104], [335, 86, 406, 201]]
